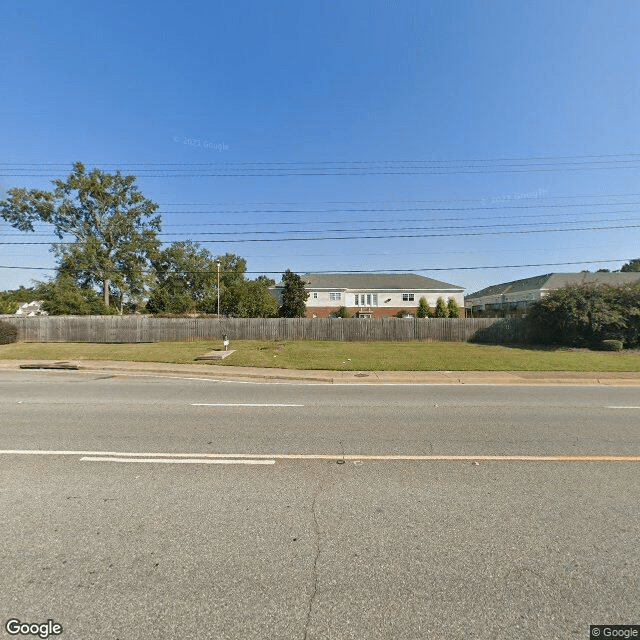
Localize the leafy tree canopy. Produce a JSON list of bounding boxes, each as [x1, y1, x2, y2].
[[147, 244, 277, 317], [620, 258, 640, 272], [147, 241, 220, 314], [36, 276, 116, 315], [228, 279, 279, 318], [0, 162, 161, 310], [0, 286, 41, 314]]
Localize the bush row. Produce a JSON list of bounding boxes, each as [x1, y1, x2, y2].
[[526, 284, 640, 348]]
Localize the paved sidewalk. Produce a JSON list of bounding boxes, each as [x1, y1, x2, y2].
[[1, 358, 640, 385]]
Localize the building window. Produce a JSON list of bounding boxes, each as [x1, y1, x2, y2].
[[312, 292, 318, 299], [402, 293, 415, 302], [353, 293, 379, 306], [329, 292, 341, 301]]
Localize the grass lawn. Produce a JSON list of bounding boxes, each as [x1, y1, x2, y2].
[[1, 339, 640, 371]]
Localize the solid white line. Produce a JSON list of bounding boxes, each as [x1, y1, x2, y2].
[[2, 450, 640, 462], [606, 406, 640, 409], [190, 403, 303, 407], [80, 456, 274, 465]]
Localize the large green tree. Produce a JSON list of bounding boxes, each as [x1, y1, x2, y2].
[[147, 241, 219, 314], [147, 245, 277, 317], [0, 162, 161, 310], [231, 278, 279, 318], [278, 270, 309, 317]]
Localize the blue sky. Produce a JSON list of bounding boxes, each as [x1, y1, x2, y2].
[[2, 0, 640, 295]]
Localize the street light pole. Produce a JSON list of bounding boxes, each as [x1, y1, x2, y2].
[[217, 260, 221, 318]]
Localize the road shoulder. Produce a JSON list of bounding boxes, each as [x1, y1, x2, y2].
[[1, 359, 640, 385]]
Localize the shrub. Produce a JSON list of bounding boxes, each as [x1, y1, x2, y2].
[[433, 297, 449, 318], [526, 283, 639, 347], [599, 339, 624, 351], [447, 298, 462, 318], [0, 299, 19, 314], [394, 309, 410, 318], [0, 320, 18, 344], [416, 297, 431, 318], [333, 306, 350, 318]]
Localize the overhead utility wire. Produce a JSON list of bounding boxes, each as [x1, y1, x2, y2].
[[9, 216, 640, 239], [155, 192, 640, 205], [5, 166, 640, 178], [0, 259, 630, 274], [4, 156, 640, 178], [2, 222, 639, 245], [4, 151, 640, 166]]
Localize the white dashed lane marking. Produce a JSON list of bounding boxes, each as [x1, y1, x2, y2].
[[190, 403, 303, 407]]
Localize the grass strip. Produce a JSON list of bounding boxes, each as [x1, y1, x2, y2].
[[1, 340, 640, 371]]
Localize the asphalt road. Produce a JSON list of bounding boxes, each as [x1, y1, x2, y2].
[[1, 370, 639, 640]]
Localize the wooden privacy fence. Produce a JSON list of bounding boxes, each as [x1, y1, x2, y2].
[[0, 315, 531, 344]]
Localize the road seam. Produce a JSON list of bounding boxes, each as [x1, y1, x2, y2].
[[303, 481, 323, 640]]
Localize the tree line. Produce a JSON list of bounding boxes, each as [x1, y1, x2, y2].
[[0, 163, 309, 317]]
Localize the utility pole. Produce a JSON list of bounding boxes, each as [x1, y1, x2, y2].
[[217, 260, 221, 317]]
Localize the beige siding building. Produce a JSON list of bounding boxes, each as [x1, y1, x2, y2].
[[466, 272, 640, 317], [271, 273, 465, 318]]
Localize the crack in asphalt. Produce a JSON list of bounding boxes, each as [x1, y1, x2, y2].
[[303, 481, 323, 640]]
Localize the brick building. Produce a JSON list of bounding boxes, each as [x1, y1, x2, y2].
[[271, 273, 465, 318]]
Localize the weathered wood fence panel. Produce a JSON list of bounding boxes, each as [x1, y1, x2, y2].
[[0, 315, 532, 343]]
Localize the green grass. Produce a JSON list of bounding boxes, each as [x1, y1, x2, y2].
[[1, 339, 640, 371]]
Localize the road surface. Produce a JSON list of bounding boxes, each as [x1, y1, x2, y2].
[[1, 370, 638, 639]]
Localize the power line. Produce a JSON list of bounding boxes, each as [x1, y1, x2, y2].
[[1, 222, 639, 245], [15, 204, 640, 234], [5, 166, 640, 178], [154, 192, 640, 205], [3, 151, 640, 166], [0, 259, 630, 274], [3, 154, 640, 177], [6, 216, 639, 239]]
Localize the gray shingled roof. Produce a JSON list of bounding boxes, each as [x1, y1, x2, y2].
[[289, 273, 464, 290], [466, 272, 640, 300]]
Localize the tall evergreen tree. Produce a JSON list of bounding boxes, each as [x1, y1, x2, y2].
[[434, 297, 449, 318], [278, 270, 309, 317], [447, 297, 462, 318], [416, 297, 431, 318]]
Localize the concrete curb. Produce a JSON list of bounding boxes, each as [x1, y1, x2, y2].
[[1, 359, 640, 385]]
